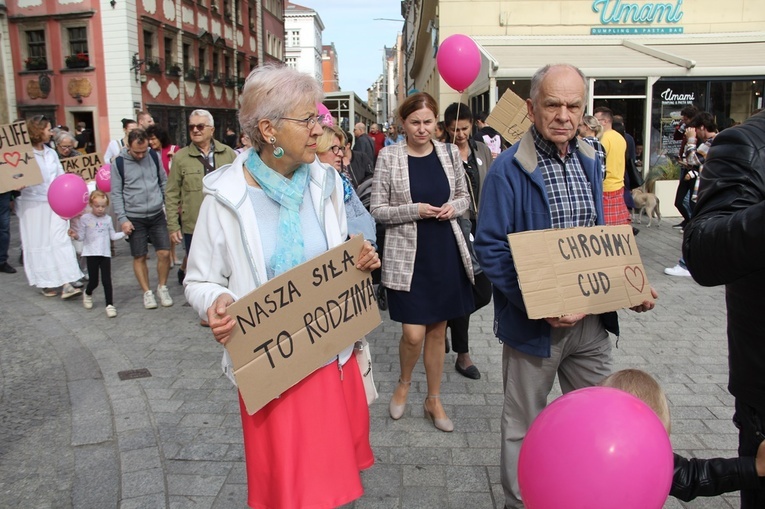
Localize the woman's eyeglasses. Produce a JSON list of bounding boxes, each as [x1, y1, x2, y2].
[[329, 145, 344, 155], [189, 124, 211, 132], [280, 115, 320, 129]]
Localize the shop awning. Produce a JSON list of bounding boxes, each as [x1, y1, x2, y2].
[[473, 33, 765, 81]]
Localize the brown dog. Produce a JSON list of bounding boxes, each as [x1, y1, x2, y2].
[[631, 188, 661, 227]]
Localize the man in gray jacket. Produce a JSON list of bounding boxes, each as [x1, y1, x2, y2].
[[111, 128, 173, 309]]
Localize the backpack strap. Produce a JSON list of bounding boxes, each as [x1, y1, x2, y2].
[[116, 156, 125, 191], [115, 152, 163, 197]]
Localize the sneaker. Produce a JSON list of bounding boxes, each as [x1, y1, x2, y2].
[[672, 221, 686, 229], [105, 305, 117, 318], [143, 290, 158, 309], [157, 285, 173, 307], [664, 264, 691, 277], [83, 293, 93, 309], [71, 279, 84, 288], [61, 283, 83, 300]]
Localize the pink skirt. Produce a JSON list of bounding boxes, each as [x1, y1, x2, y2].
[[602, 188, 631, 225], [239, 355, 374, 509]]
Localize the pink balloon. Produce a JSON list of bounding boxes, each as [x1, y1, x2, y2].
[[96, 164, 111, 192], [518, 387, 673, 509], [48, 173, 89, 220], [317, 103, 333, 126], [436, 34, 482, 92]]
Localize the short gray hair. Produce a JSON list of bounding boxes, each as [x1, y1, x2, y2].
[[55, 131, 78, 148], [189, 109, 214, 128], [239, 65, 323, 150], [529, 64, 587, 106]]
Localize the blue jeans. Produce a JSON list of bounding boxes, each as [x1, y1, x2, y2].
[[0, 192, 11, 265]]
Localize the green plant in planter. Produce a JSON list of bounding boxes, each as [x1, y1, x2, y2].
[[65, 53, 90, 68], [645, 158, 681, 193], [25, 56, 48, 70]]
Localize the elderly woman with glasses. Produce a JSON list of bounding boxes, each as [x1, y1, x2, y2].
[[54, 131, 80, 159], [15, 116, 83, 298], [317, 125, 376, 248], [184, 65, 379, 509]]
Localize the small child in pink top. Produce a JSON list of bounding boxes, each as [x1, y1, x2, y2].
[[68, 190, 125, 317]]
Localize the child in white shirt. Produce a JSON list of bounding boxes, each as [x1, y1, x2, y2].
[[68, 190, 125, 317]]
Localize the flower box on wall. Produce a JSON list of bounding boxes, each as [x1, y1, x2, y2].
[[25, 57, 48, 71], [65, 53, 90, 69]]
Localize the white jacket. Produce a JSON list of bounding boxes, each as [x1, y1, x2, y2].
[[184, 149, 349, 384]]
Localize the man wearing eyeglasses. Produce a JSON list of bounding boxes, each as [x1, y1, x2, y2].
[[165, 110, 237, 294]]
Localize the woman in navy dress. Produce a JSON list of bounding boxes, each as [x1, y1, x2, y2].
[[371, 92, 475, 432]]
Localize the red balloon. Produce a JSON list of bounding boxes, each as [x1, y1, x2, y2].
[[518, 387, 673, 509], [436, 34, 482, 92], [47, 173, 89, 220]]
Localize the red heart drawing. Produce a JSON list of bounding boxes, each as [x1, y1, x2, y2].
[[624, 266, 645, 293], [3, 152, 21, 167]]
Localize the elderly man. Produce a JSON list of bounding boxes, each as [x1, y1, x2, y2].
[[369, 123, 385, 158], [353, 122, 375, 163], [683, 109, 765, 508], [165, 110, 237, 288], [474, 64, 656, 509], [112, 128, 173, 309]]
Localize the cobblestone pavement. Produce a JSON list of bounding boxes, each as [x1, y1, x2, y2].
[[0, 214, 740, 509]]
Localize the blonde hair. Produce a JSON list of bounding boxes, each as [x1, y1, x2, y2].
[[89, 189, 109, 206], [581, 115, 603, 137], [238, 65, 323, 151], [316, 125, 345, 154], [600, 369, 671, 434]]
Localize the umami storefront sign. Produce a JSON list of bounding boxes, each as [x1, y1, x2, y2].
[[591, 0, 684, 35]]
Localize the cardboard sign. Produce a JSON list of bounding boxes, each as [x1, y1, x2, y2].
[[62, 152, 103, 182], [507, 225, 653, 319], [0, 121, 43, 193], [485, 89, 533, 145], [225, 236, 382, 415]]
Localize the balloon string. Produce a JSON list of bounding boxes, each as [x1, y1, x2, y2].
[[454, 94, 462, 144]]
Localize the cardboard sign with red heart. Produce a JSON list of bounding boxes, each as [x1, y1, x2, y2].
[[0, 121, 43, 193], [507, 225, 654, 319]]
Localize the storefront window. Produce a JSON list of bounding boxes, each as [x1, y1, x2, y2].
[[649, 78, 764, 173], [593, 79, 645, 96], [649, 80, 706, 169]]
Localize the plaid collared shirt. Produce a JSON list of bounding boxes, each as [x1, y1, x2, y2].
[[531, 126, 597, 229]]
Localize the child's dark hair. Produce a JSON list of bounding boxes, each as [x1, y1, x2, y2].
[[89, 189, 109, 206]]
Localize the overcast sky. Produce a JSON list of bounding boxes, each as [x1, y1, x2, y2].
[[289, 0, 404, 99]]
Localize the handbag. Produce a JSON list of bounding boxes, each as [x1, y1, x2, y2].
[[446, 143, 483, 276], [625, 152, 644, 190], [354, 338, 378, 405], [457, 215, 483, 276]]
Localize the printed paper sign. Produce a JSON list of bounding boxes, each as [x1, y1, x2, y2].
[[62, 152, 103, 182], [485, 89, 533, 145], [225, 236, 382, 415], [507, 225, 653, 319], [0, 121, 43, 192]]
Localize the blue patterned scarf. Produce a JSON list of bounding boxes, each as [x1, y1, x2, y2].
[[244, 150, 310, 276]]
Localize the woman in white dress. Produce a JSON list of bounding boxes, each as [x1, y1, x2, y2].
[[16, 116, 83, 298]]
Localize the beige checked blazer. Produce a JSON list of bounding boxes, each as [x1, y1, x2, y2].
[[370, 140, 474, 292]]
